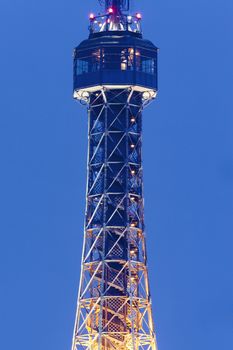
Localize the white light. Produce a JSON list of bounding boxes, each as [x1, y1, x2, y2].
[[142, 91, 151, 100], [82, 91, 90, 99]]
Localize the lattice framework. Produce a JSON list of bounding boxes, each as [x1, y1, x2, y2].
[[72, 88, 157, 350]]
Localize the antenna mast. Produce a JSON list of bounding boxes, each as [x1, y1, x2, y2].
[[100, 0, 130, 12]]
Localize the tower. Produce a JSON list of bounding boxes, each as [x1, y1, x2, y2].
[[72, 1, 158, 350]]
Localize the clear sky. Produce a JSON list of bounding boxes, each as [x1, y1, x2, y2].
[[0, 0, 232, 349]]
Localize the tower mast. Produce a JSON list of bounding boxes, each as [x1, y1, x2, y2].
[[103, 0, 129, 12], [72, 1, 158, 350]]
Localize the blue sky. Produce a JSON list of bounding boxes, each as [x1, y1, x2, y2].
[[0, 0, 232, 349]]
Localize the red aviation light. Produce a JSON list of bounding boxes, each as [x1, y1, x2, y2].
[[136, 13, 142, 19], [89, 13, 95, 20], [108, 8, 114, 14]]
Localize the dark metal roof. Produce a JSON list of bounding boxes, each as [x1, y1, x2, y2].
[[76, 32, 158, 52]]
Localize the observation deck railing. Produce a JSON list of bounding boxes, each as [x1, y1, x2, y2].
[[89, 14, 142, 35]]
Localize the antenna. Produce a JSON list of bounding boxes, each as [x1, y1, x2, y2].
[[98, 0, 130, 12]]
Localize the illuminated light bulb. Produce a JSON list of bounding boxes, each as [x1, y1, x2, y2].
[[81, 91, 90, 102], [89, 13, 95, 20], [131, 170, 135, 175], [131, 117, 136, 122], [136, 13, 142, 19], [143, 91, 151, 100], [108, 8, 114, 14], [130, 144, 135, 149]]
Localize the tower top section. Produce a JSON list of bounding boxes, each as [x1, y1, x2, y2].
[[89, 0, 142, 37], [73, 0, 158, 101]]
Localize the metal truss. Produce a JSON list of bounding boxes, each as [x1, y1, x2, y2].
[[72, 88, 157, 350]]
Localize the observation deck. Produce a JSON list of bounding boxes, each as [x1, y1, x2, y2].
[[73, 9, 158, 101]]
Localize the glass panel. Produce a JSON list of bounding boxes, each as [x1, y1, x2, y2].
[[141, 57, 156, 74], [102, 48, 121, 70], [121, 48, 134, 71], [102, 47, 136, 71], [127, 48, 134, 69], [76, 59, 89, 75], [75, 47, 157, 75], [76, 49, 101, 75], [135, 49, 157, 75], [135, 50, 141, 71], [91, 49, 101, 72]]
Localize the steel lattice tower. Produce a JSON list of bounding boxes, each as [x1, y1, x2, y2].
[[72, 1, 158, 350]]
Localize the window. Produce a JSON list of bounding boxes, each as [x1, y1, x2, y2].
[[121, 48, 134, 71], [102, 47, 136, 71], [135, 49, 156, 75], [102, 48, 121, 70], [76, 59, 89, 75], [75, 47, 157, 75], [91, 49, 101, 72], [75, 49, 101, 75], [141, 57, 155, 74]]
